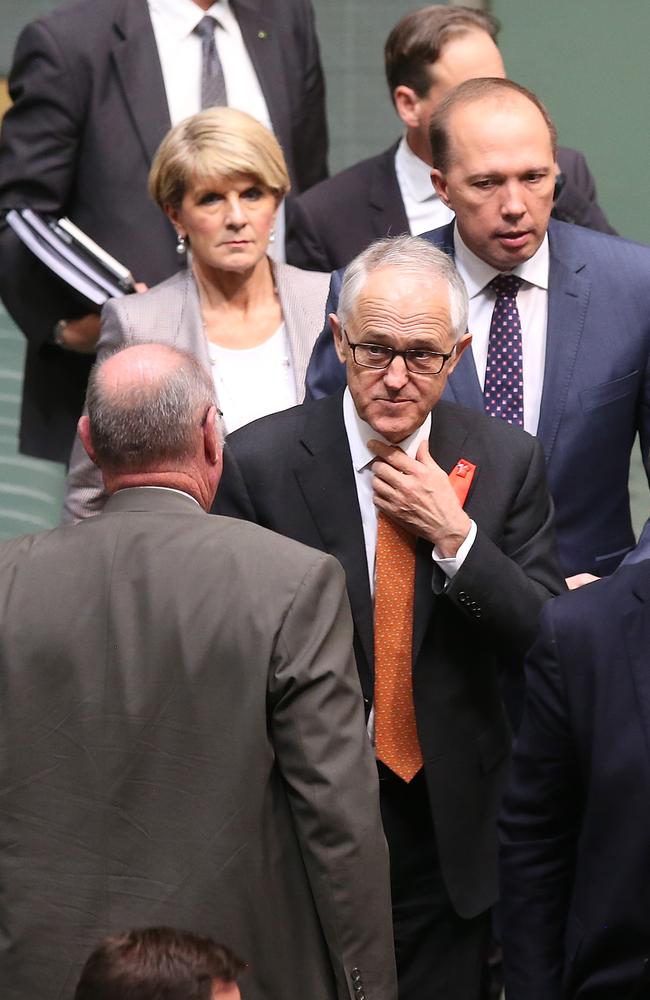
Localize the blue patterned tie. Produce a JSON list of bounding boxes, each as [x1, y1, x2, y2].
[[194, 15, 228, 109], [483, 274, 524, 428]]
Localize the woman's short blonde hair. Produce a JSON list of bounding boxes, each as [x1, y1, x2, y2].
[[149, 106, 291, 210]]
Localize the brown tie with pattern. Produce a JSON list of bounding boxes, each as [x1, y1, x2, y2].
[[374, 512, 422, 782]]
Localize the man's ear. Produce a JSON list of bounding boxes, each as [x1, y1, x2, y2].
[[393, 85, 420, 129], [330, 314, 347, 365], [447, 333, 472, 375], [430, 168, 451, 207], [77, 415, 98, 466], [203, 405, 221, 467]]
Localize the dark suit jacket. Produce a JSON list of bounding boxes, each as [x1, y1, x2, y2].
[[0, 0, 328, 462], [499, 563, 650, 1000], [305, 219, 650, 578], [0, 487, 396, 1000], [213, 391, 565, 918], [286, 142, 616, 273]]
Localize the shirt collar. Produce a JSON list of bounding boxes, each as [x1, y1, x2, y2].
[[395, 136, 439, 205], [343, 387, 432, 473], [453, 226, 550, 299], [148, 0, 232, 39]]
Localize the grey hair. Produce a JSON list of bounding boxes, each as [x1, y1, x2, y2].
[[86, 343, 219, 470], [337, 235, 469, 342]]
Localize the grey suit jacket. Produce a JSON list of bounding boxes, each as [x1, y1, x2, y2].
[[63, 260, 329, 521], [0, 487, 396, 1000]]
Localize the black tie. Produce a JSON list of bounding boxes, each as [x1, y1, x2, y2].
[[194, 15, 228, 109]]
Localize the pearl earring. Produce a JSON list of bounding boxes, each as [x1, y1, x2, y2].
[[268, 227, 276, 244], [176, 233, 187, 255]]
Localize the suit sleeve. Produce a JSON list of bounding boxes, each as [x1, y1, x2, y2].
[[499, 601, 581, 1000], [443, 436, 566, 656], [61, 299, 129, 522], [0, 19, 92, 346], [268, 551, 397, 1000], [289, 0, 328, 192], [285, 193, 335, 272], [553, 148, 617, 236], [304, 269, 347, 400]]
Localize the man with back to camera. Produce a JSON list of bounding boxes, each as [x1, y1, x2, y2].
[[0, 0, 328, 464], [286, 3, 615, 275], [213, 233, 566, 999], [306, 78, 650, 585], [74, 927, 245, 1000], [0, 342, 396, 1000]]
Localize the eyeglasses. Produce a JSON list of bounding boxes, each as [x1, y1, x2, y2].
[[344, 332, 455, 375]]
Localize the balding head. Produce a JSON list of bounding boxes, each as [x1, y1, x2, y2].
[[78, 344, 222, 509]]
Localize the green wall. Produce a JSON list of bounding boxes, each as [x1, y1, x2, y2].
[[491, 0, 650, 244]]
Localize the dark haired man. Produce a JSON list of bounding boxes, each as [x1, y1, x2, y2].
[[287, 3, 614, 274], [75, 928, 244, 1000], [0, 343, 396, 1000]]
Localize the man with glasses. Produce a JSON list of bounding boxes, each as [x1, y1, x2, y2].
[[214, 234, 565, 1000]]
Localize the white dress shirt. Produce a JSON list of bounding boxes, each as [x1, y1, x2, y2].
[[394, 137, 455, 236], [148, 0, 285, 261], [342, 389, 476, 596], [453, 229, 550, 435]]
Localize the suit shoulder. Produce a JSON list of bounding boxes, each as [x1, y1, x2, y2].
[[436, 400, 541, 457], [101, 270, 189, 322], [549, 217, 650, 262], [291, 146, 397, 214], [23, 0, 122, 43], [274, 261, 330, 295], [208, 513, 343, 582]]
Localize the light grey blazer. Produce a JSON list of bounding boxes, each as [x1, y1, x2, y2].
[[63, 260, 330, 521]]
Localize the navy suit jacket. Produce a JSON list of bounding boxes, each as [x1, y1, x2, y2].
[[305, 220, 650, 577], [499, 562, 650, 999]]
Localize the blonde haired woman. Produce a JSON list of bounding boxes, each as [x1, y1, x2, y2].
[[64, 107, 329, 519]]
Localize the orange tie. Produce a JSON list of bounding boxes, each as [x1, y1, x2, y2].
[[374, 512, 422, 783]]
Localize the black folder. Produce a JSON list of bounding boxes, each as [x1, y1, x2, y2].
[[5, 208, 135, 307]]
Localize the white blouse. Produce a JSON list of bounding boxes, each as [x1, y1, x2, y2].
[[207, 323, 297, 433]]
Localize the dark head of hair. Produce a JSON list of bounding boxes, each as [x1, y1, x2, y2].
[[74, 927, 246, 1000], [429, 77, 558, 173], [385, 4, 500, 100], [86, 343, 218, 473]]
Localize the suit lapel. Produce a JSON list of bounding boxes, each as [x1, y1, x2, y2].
[[230, 0, 288, 152], [624, 572, 650, 766], [294, 395, 375, 681], [535, 221, 591, 462], [112, 0, 172, 164], [422, 224, 485, 412], [368, 145, 410, 239], [412, 405, 472, 663], [273, 263, 310, 396]]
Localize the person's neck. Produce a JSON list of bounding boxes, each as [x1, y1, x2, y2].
[[106, 470, 213, 511], [191, 0, 216, 12], [405, 129, 433, 167], [193, 255, 275, 316]]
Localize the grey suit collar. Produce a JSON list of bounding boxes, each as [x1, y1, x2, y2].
[[104, 486, 205, 516], [111, 0, 171, 164]]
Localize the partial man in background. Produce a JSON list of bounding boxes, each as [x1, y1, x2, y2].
[[0, 0, 327, 464], [214, 235, 565, 1000], [0, 343, 395, 1000], [287, 4, 615, 274], [500, 560, 650, 999], [306, 79, 650, 585], [74, 928, 245, 1000]]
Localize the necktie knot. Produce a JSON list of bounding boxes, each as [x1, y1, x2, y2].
[[194, 15, 218, 41], [489, 274, 523, 299]]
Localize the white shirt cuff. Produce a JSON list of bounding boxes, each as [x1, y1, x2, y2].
[[432, 519, 477, 579]]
